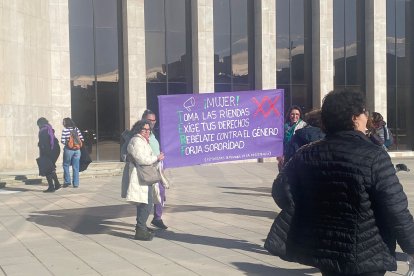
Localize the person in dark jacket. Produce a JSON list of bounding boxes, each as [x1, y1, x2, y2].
[[265, 90, 414, 276], [37, 117, 61, 193], [366, 114, 384, 148], [367, 111, 394, 151], [284, 109, 325, 162]]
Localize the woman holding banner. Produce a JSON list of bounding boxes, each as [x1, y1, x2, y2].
[[142, 109, 169, 230], [277, 105, 307, 170]]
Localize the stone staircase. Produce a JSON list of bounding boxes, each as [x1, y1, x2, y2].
[[0, 162, 125, 187]]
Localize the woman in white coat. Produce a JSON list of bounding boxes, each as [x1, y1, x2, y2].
[[121, 119, 164, 241]]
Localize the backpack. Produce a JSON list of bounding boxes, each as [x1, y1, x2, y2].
[[383, 126, 394, 148], [67, 129, 83, 150]]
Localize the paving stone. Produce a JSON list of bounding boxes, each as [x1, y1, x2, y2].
[[0, 159, 412, 275]]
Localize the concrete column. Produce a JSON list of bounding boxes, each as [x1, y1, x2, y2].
[[255, 0, 277, 90], [49, 0, 71, 125], [191, 0, 214, 94], [122, 0, 147, 128], [365, 0, 387, 119], [255, 1, 277, 163], [312, 0, 334, 108]]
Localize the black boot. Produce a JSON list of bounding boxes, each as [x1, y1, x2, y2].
[[52, 172, 61, 190], [134, 227, 154, 241], [151, 219, 168, 229], [44, 174, 55, 193]]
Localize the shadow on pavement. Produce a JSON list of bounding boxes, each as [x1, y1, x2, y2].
[[27, 204, 136, 236], [219, 186, 272, 193], [167, 204, 278, 219], [155, 231, 320, 274], [232, 262, 320, 275], [26, 203, 278, 236], [155, 230, 267, 254], [219, 186, 272, 197], [0, 186, 38, 192]]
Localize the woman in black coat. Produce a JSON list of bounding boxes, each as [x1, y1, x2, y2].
[[265, 90, 414, 276], [37, 117, 61, 192]]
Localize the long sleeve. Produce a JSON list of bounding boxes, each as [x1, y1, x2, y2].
[[61, 128, 69, 145], [272, 157, 296, 210], [38, 130, 50, 156], [371, 150, 414, 254], [148, 133, 160, 155]]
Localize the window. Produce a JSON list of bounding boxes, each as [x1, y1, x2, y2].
[[69, 0, 124, 161], [276, 0, 312, 114], [333, 0, 365, 93], [214, 0, 255, 92], [386, 0, 414, 150], [145, 0, 193, 125]]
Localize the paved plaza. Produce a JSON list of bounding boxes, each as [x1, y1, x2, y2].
[[0, 158, 413, 276]]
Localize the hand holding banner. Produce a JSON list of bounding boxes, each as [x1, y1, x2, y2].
[[158, 89, 284, 168]]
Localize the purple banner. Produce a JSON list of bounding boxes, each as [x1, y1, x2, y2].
[[158, 89, 284, 168]]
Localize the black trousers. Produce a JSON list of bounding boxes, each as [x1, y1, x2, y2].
[[46, 171, 60, 189]]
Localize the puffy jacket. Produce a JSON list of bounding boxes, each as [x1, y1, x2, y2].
[[266, 130, 414, 274]]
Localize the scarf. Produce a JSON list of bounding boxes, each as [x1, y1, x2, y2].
[[137, 134, 150, 143], [284, 119, 302, 143], [40, 124, 55, 150]]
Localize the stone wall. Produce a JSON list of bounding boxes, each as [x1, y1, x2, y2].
[[0, 0, 70, 171]]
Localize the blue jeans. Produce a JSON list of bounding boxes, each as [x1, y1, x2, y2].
[[63, 147, 81, 186]]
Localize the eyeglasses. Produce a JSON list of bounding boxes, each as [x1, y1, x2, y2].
[[141, 128, 151, 132], [147, 119, 156, 122]]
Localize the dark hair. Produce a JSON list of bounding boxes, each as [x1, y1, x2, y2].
[[304, 109, 322, 128], [131, 119, 151, 135], [286, 105, 304, 123], [63, 117, 76, 128], [366, 116, 374, 130], [37, 117, 49, 128], [321, 89, 366, 134], [371, 112, 384, 124], [142, 109, 155, 119]]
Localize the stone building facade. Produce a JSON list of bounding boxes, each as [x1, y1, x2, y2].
[[0, 0, 413, 171]]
